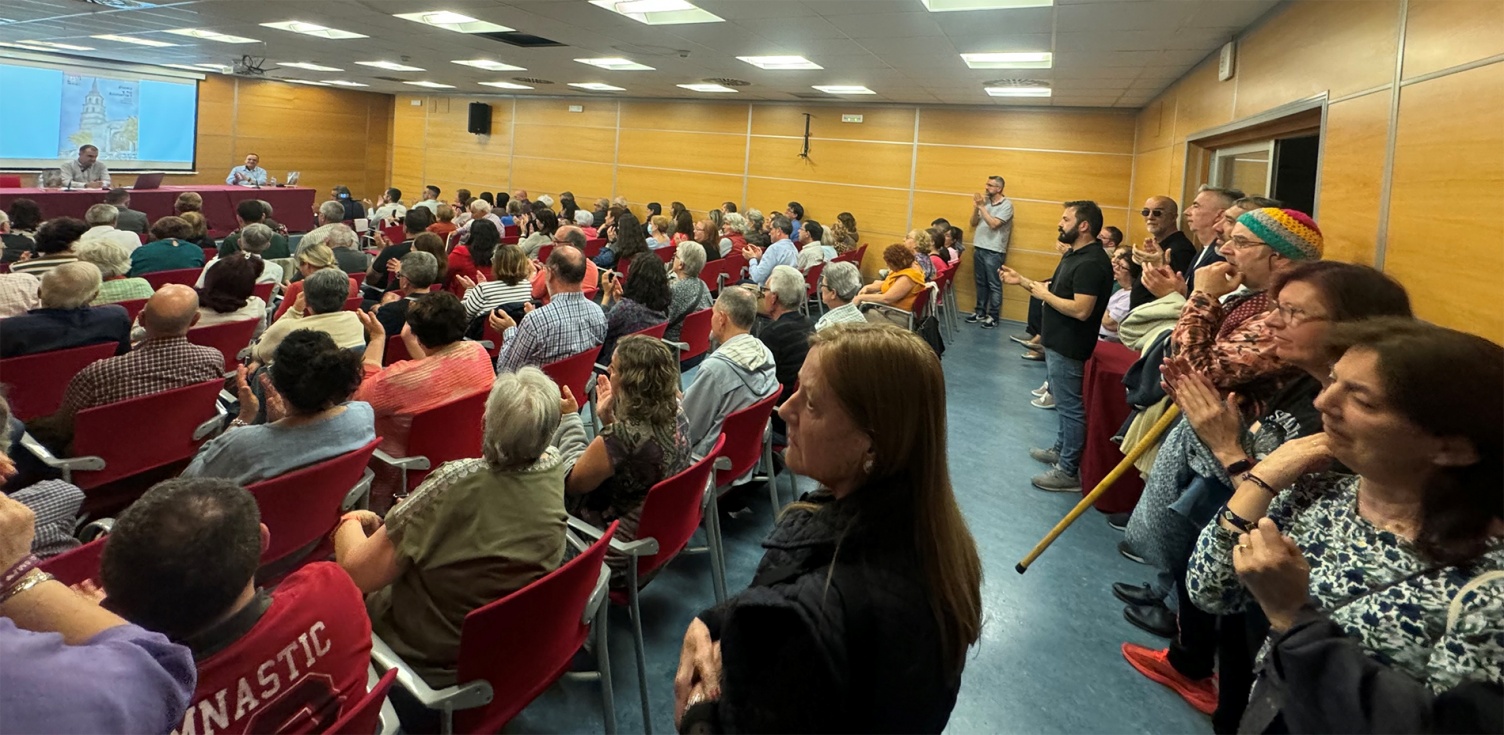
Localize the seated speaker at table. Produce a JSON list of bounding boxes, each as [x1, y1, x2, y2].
[[225, 152, 270, 187], [59, 145, 111, 189]]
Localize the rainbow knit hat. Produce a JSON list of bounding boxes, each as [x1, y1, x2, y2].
[[1237, 208, 1323, 261]]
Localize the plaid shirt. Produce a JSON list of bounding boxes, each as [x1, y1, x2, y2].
[[55, 336, 225, 421], [12, 480, 84, 558], [0, 273, 40, 318], [495, 290, 606, 373]]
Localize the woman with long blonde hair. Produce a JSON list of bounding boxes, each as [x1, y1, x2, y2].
[[673, 322, 983, 733]]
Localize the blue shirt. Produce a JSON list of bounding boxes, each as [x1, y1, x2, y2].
[[226, 165, 269, 186], [748, 237, 799, 285], [789, 218, 802, 241], [495, 291, 607, 373], [181, 401, 377, 485]]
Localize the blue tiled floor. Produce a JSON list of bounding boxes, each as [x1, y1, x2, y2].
[[510, 319, 1209, 734]]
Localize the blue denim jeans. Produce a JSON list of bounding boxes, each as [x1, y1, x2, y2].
[[1044, 347, 1087, 476], [972, 247, 1005, 320]]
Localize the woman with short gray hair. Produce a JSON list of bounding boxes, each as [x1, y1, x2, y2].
[[666, 241, 713, 343], [719, 212, 748, 258], [815, 261, 866, 331], [77, 240, 153, 306], [332, 365, 569, 688]]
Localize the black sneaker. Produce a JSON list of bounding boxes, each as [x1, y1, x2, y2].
[[980, 317, 997, 329], [965, 313, 984, 324], [1106, 512, 1130, 531]]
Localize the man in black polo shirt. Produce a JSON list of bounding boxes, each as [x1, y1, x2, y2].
[[1128, 196, 1194, 309], [1000, 200, 1113, 492]]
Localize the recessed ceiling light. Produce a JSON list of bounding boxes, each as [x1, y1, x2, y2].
[[357, 61, 426, 72], [813, 85, 875, 95], [986, 86, 1052, 97], [921, 0, 1054, 11], [569, 82, 626, 91], [404, 81, 457, 89], [259, 21, 368, 40], [588, 0, 724, 25], [163, 28, 260, 44], [961, 51, 1052, 69], [453, 59, 526, 71], [392, 11, 513, 33], [575, 57, 655, 71], [283, 79, 331, 87], [278, 62, 344, 72], [737, 55, 822, 70], [678, 83, 737, 93], [480, 81, 534, 90], [321, 80, 369, 87], [91, 34, 178, 47]]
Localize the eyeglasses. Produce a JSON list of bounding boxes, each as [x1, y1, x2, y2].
[[1140, 208, 1165, 217], [1226, 235, 1269, 250], [1271, 301, 1328, 327]]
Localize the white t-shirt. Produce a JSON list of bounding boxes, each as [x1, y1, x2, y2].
[[79, 225, 142, 253]]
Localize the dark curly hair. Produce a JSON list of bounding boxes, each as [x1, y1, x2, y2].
[[407, 291, 467, 349], [199, 255, 263, 313], [622, 252, 672, 313], [613, 211, 650, 263], [270, 329, 363, 414], [468, 219, 502, 269], [8, 198, 43, 231], [35, 217, 90, 254]]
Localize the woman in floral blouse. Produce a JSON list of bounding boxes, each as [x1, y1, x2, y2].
[[1187, 318, 1503, 732]]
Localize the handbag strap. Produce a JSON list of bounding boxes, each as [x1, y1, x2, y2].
[[1446, 570, 1504, 636]]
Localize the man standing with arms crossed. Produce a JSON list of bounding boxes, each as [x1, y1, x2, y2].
[[968, 175, 1014, 329]]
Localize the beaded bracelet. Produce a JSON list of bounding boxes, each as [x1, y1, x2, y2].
[[1218, 505, 1257, 533], [0, 554, 40, 590], [1245, 473, 1279, 496], [0, 569, 55, 606]]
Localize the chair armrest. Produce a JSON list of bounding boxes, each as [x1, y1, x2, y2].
[[659, 339, 689, 352], [565, 515, 659, 557], [713, 456, 731, 472], [372, 448, 431, 471], [369, 634, 494, 711], [192, 400, 231, 441], [18, 432, 105, 471], [583, 564, 610, 625], [77, 517, 114, 542], [342, 468, 375, 511]]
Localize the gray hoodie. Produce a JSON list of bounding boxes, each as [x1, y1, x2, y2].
[[682, 332, 778, 458]]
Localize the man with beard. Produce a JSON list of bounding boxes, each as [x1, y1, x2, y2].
[[1000, 200, 1114, 492]]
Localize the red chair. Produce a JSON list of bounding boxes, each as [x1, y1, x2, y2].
[[118, 298, 149, 321], [38, 537, 106, 587], [381, 334, 410, 366], [247, 439, 381, 569], [201, 246, 218, 261], [19, 380, 224, 490], [652, 246, 675, 265], [583, 238, 605, 258], [696, 258, 726, 293], [252, 281, 275, 303], [671, 308, 713, 367], [831, 248, 860, 265], [0, 174, 22, 188], [539, 346, 602, 408], [187, 318, 260, 374], [141, 267, 202, 290], [800, 261, 825, 317], [503, 224, 520, 238], [707, 392, 782, 598], [0, 342, 116, 421], [370, 522, 620, 734], [322, 669, 397, 735], [536, 243, 554, 263], [630, 321, 667, 341], [344, 294, 365, 312], [372, 389, 488, 496], [379, 223, 406, 246]]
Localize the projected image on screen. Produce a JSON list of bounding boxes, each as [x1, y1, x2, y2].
[[0, 60, 199, 173]]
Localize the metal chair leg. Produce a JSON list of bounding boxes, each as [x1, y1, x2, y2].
[[596, 604, 617, 735], [706, 492, 728, 602], [627, 563, 652, 734]]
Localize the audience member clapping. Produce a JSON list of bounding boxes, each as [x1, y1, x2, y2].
[[373, 250, 440, 336], [448, 219, 500, 292], [76, 240, 152, 306], [519, 208, 559, 258], [666, 241, 713, 343], [493, 244, 606, 373], [459, 243, 534, 322], [0, 261, 129, 358], [10, 216, 87, 278], [1098, 246, 1133, 341], [599, 251, 670, 365]]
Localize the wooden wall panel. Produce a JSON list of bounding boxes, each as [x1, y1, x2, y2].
[[514, 99, 618, 128], [512, 123, 616, 163], [618, 129, 746, 175], [750, 105, 915, 143], [1401, 0, 1504, 79], [918, 108, 1136, 154], [748, 137, 913, 190], [1233, 0, 1400, 119], [619, 101, 748, 134], [1135, 96, 1176, 153], [509, 158, 613, 205], [1171, 57, 1235, 140], [1385, 62, 1504, 342], [1313, 92, 1388, 265], [615, 167, 742, 214], [915, 146, 1133, 206], [1127, 145, 1172, 243]]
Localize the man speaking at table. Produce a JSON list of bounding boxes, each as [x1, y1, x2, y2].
[[59, 145, 111, 189], [225, 153, 270, 187]]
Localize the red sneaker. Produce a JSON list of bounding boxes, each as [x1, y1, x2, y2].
[[1121, 643, 1218, 715]]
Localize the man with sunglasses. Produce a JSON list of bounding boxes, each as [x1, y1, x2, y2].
[[1130, 197, 1195, 308]]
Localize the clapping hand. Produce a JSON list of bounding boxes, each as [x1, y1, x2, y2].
[[356, 309, 386, 340], [596, 374, 616, 424], [455, 274, 477, 291], [973, 192, 985, 206], [741, 244, 763, 261], [1233, 517, 1311, 632], [1162, 357, 1240, 452], [488, 308, 515, 333], [1133, 236, 1164, 266], [997, 265, 1023, 286], [1141, 264, 1187, 299], [559, 385, 580, 415]]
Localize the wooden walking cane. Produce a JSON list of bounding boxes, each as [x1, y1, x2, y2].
[[1015, 404, 1182, 574]]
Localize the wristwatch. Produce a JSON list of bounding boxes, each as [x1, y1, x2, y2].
[[1226, 458, 1255, 478]]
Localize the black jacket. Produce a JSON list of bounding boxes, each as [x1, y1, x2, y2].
[[692, 485, 961, 733]]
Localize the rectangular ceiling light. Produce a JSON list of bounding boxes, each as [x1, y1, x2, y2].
[[278, 61, 343, 72], [576, 57, 655, 71], [961, 51, 1052, 69], [7, 39, 97, 51], [678, 83, 737, 93], [357, 60, 426, 71], [986, 86, 1052, 97], [161, 63, 230, 73], [480, 81, 534, 90], [737, 55, 821, 70], [163, 28, 260, 44], [259, 21, 368, 40], [922, 0, 1054, 11], [813, 85, 875, 95], [404, 80, 457, 88], [321, 79, 370, 87], [569, 82, 625, 91], [588, 0, 724, 25], [452, 59, 525, 71], [392, 11, 513, 33], [91, 34, 178, 47]]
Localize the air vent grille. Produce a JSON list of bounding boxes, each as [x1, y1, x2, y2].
[[983, 78, 1050, 88], [703, 77, 750, 87], [513, 77, 555, 85], [478, 31, 563, 48]]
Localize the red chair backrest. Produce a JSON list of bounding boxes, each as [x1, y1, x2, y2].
[[187, 318, 260, 373], [70, 380, 223, 490], [382, 334, 409, 366], [630, 321, 668, 341], [201, 246, 218, 261], [453, 522, 618, 733], [503, 225, 520, 238], [247, 439, 381, 568], [696, 259, 724, 292], [500, 235, 520, 246], [536, 244, 554, 263], [379, 223, 405, 245], [630, 435, 722, 580], [142, 268, 202, 290], [583, 238, 605, 258], [118, 298, 149, 321], [0, 175, 22, 188], [831, 249, 859, 265], [38, 538, 106, 587], [713, 391, 779, 487], [322, 669, 396, 735], [677, 309, 713, 363], [252, 281, 275, 303], [540, 346, 602, 404], [653, 246, 676, 265], [400, 389, 488, 491], [0, 342, 117, 421], [482, 319, 504, 358], [804, 261, 824, 296], [343, 294, 364, 312]]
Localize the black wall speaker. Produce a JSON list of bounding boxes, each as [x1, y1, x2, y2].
[[467, 102, 492, 135]]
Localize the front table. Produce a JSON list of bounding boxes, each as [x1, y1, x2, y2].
[[0, 185, 317, 238]]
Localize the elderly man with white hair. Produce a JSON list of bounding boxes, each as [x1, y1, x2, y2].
[[0, 261, 131, 358], [317, 199, 347, 227], [755, 264, 813, 434], [456, 198, 503, 244], [814, 261, 866, 331], [78, 204, 143, 253], [303, 222, 367, 275], [76, 240, 153, 306], [195, 222, 282, 288]]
